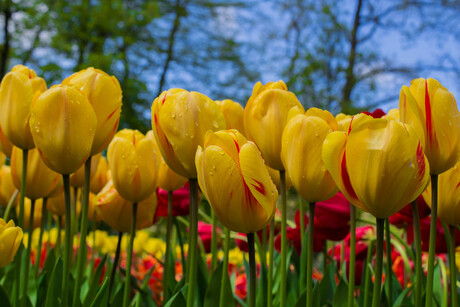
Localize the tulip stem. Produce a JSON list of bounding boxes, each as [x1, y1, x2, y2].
[[35, 198, 47, 278], [73, 156, 92, 307], [2, 189, 18, 220], [299, 195, 306, 292], [174, 218, 186, 274], [62, 174, 72, 307], [219, 228, 231, 307], [211, 211, 218, 272], [247, 233, 256, 307], [426, 174, 438, 307], [163, 191, 174, 303], [385, 219, 393, 305], [109, 231, 123, 301], [267, 219, 274, 307], [449, 225, 458, 307], [14, 149, 27, 307], [306, 202, 315, 307], [186, 178, 199, 307], [280, 170, 287, 307], [411, 200, 422, 307], [348, 205, 356, 307], [22, 198, 35, 299], [363, 239, 375, 307], [372, 218, 385, 307], [123, 202, 137, 307]]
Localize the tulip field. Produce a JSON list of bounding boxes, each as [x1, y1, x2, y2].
[[0, 66, 460, 307]]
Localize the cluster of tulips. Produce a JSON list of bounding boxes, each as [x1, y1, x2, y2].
[[0, 63, 459, 307]]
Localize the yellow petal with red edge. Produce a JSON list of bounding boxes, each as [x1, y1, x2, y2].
[[204, 129, 246, 165], [195, 146, 209, 201], [399, 85, 426, 153]]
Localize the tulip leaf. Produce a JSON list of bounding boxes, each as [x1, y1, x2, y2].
[[294, 289, 306, 307], [332, 278, 348, 307], [89, 278, 109, 307], [203, 262, 235, 307], [110, 284, 124, 307], [44, 257, 63, 307], [83, 254, 107, 307], [392, 285, 412, 306], [319, 263, 336, 305], [164, 286, 187, 307], [35, 272, 48, 307], [0, 283, 11, 307], [196, 253, 209, 306], [0, 264, 16, 298], [433, 263, 443, 306], [256, 261, 267, 307], [19, 296, 32, 307], [43, 250, 56, 283]]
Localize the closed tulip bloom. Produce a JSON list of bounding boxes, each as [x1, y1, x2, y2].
[[107, 129, 157, 203], [215, 99, 246, 136], [0, 65, 47, 149], [90, 156, 110, 194], [151, 89, 226, 178], [383, 108, 400, 121], [282, 108, 338, 202], [10, 147, 61, 200], [336, 113, 352, 132], [29, 85, 97, 174], [244, 80, 304, 170], [88, 193, 101, 222], [267, 166, 292, 193], [0, 218, 23, 267], [16, 198, 43, 229], [0, 166, 16, 207], [0, 152, 4, 166], [423, 160, 460, 225], [399, 78, 460, 174], [322, 118, 430, 218], [0, 125, 12, 157], [95, 181, 157, 233], [62, 68, 122, 155], [70, 154, 101, 188], [196, 129, 278, 233]]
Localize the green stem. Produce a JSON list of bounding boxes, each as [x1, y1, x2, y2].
[[348, 205, 356, 307], [73, 156, 92, 307], [426, 174, 438, 307], [280, 170, 287, 307], [163, 190, 174, 303], [71, 187, 78, 243], [22, 199, 35, 298], [186, 178, 199, 307], [412, 200, 422, 307], [2, 189, 18, 220], [267, 219, 274, 307], [211, 211, 218, 272], [56, 216, 62, 257], [14, 149, 28, 307], [306, 202, 315, 307], [219, 228, 230, 307], [34, 198, 47, 278], [123, 202, 138, 307], [449, 225, 457, 307], [363, 240, 375, 307], [62, 174, 72, 307], [174, 218, 186, 274], [299, 195, 306, 292], [247, 233, 256, 307], [109, 231, 123, 301], [372, 218, 385, 307], [385, 219, 393, 305]]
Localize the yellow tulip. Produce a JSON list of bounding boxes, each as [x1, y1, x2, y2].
[[0, 65, 47, 149], [151, 89, 226, 179], [322, 118, 430, 218], [383, 108, 400, 121], [62, 68, 122, 155], [10, 147, 61, 199], [29, 85, 97, 175], [244, 80, 304, 170], [423, 160, 460, 225], [88, 193, 101, 222], [46, 189, 81, 217], [70, 154, 101, 188], [196, 129, 278, 233], [0, 152, 4, 166], [399, 78, 460, 174], [107, 129, 157, 203], [17, 198, 43, 229], [336, 113, 352, 132], [90, 156, 110, 194], [0, 125, 12, 157], [215, 99, 246, 136], [95, 180, 157, 233], [282, 108, 338, 202], [0, 166, 16, 207], [146, 131, 187, 192], [266, 166, 292, 193], [0, 218, 23, 267]]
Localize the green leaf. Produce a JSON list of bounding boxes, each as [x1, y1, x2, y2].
[[44, 257, 63, 307], [433, 264, 443, 306], [19, 295, 33, 307], [392, 285, 412, 307], [0, 283, 12, 307], [332, 278, 348, 307], [196, 253, 209, 306], [319, 263, 336, 305], [110, 283, 124, 307], [83, 254, 107, 306], [35, 272, 48, 307], [164, 286, 187, 307], [203, 262, 235, 307], [89, 278, 109, 307]]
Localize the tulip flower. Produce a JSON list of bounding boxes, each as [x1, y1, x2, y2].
[[154, 184, 190, 218], [17, 198, 43, 230], [0, 65, 46, 150], [266, 166, 292, 193], [107, 129, 158, 203], [0, 125, 12, 158], [62, 67, 122, 155], [88, 193, 101, 223], [90, 156, 110, 194], [0, 166, 16, 207], [336, 113, 352, 132], [70, 154, 101, 188], [361, 108, 386, 118], [46, 189, 81, 218], [383, 108, 400, 121], [389, 196, 431, 228], [10, 147, 61, 200], [197, 221, 222, 253], [0, 218, 23, 267], [215, 99, 246, 136]]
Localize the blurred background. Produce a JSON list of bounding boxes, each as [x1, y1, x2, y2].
[[1, 0, 459, 131]]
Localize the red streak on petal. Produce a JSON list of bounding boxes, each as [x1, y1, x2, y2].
[[416, 141, 426, 180], [251, 179, 266, 196], [162, 93, 167, 105], [340, 153, 358, 200], [456, 182, 460, 189], [347, 116, 354, 135], [425, 80, 433, 144], [106, 108, 117, 122], [234, 138, 240, 153]]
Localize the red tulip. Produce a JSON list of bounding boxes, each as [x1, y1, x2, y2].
[[197, 221, 221, 253], [389, 196, 431, 228], [314, 192, 351, 241], [154, 183, 190, 219], [361, 108, 386, 118]]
